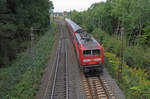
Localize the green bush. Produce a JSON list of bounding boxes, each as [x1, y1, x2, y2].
[[105, 52, 150, 99], [124, 46, 150, 70]]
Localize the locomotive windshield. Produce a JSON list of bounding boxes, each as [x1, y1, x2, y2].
[[83, 49, 100, 56], [93, 49, 100, 55], [83, 50, 91, 55]]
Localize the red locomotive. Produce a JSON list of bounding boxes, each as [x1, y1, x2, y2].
[[65, 18, 103, 73]]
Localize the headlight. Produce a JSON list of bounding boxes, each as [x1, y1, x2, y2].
[[94, 58, 102, 61], [83, 59, 91, 62]]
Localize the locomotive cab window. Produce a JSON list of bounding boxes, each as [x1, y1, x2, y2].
[[93, 49, 100, 55], [83, 50, 91, 56]]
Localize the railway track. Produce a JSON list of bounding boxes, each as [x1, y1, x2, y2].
[[47, 20, 115, 99], [82, 73, 115, 99], [50, 24, 69, 99]]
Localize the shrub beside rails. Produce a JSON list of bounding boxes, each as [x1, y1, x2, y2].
[[65, 18, 103, 73], [104, 52, 150, 98]]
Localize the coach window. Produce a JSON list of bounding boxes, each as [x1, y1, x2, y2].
[[92, 49, 100, 55], [83, 50, 91, 56]]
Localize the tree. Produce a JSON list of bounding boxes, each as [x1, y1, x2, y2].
[[0, 0, 54, 67]]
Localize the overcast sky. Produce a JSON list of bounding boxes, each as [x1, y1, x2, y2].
[[51, 0, 106, 12]]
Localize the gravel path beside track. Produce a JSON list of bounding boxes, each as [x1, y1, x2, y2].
[[34, 20, 60, 99], [64, 22, 87, 99], [101, 67, 126, 99]]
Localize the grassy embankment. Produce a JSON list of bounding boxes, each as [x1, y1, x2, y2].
[[91, 28, 150, 99], [0, 22, 58, 99]]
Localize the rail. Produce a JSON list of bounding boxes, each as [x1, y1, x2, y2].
[[50, 40, 61, 99], [82, 73, 115, 99], [65, 40, 69, 99], [50, 24, 69, 99]]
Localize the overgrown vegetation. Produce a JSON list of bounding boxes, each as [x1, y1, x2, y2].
[[104, 52, 150, 98], [0, 0, 54, 67], [0, 22, 57, 99]]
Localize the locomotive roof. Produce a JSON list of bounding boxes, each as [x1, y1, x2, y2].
[[65, 18, 82, 32], [75, 33, 99, 48]]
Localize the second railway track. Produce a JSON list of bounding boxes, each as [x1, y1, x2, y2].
[[50, 24, 69, 99]]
